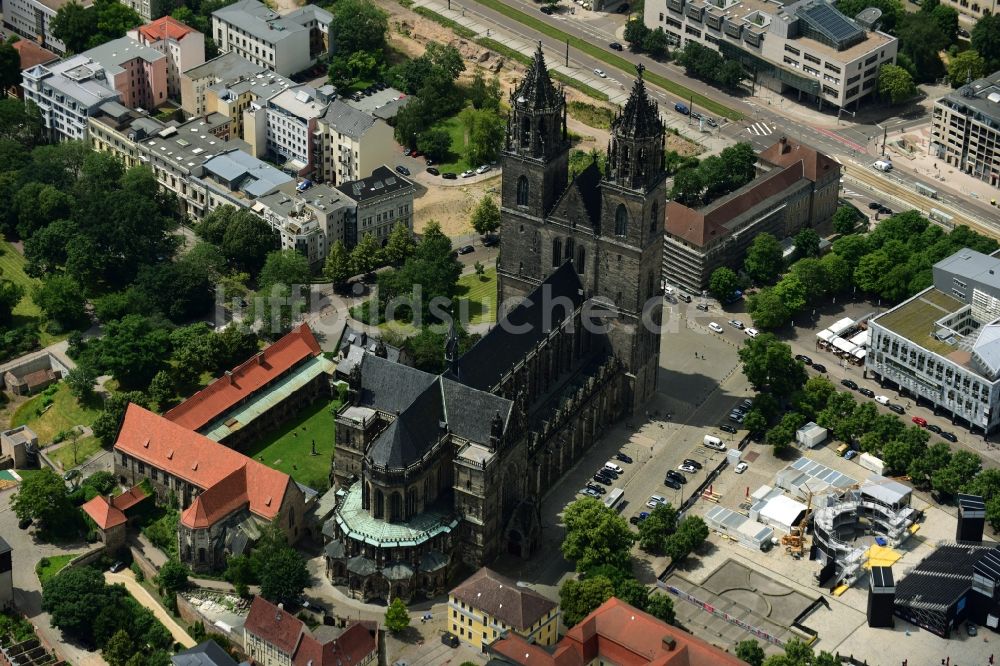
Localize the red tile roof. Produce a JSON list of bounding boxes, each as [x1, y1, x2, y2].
[[244, 596, 305, 656], [82, 496, 127, 530], [136, 16, 197, 43], [164, 324, 322, 432], [12, 40, 58, 70], [114, 404, 290, 528], [111, 485, 148, 512], [491, 597, 744, 666], [758, 137, 839, 183]]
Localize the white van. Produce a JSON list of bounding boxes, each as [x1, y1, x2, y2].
[[873, 159, 893, 172], [744, 327, 759, 338], [703, 435, 726, 451], [875, 395, 890, 405], [605, 461, 624, 474]]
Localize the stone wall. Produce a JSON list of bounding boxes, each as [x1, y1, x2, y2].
[[175, 594, 246, 652], [129, 545, 159, 582]]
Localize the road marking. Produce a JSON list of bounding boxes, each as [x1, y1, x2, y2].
[[746, 122, 773, 136]]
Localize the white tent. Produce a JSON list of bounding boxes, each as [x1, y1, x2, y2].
[[852, 348, 867, 360], [832, 337, 858, 354], [829, 317, 855, 336], [849, 330, 870, 347], [817, 329, 834, 343], [757, 494, 808, 533]]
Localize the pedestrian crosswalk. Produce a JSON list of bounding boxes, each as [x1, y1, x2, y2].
[[746, 122, 775, 136]]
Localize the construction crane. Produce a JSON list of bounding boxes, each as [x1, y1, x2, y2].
[[782, 491, 813, 559]]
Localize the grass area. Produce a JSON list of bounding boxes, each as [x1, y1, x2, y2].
[[567, 101, 614, 129], [476, 38, 609, 101], [470, 0, 742, 120], [456, 267, 497, 326], [35, 554, 78, 586], [379, 319, 419, 338], [414, 6, 477, 39], [48, 435, 103, 471], [432, 114, 474, 174], [11, 382, 103, 444], [242, 398, 341, 491], [0, 239, 64, 347]]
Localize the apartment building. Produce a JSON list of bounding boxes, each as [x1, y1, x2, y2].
[[939, 0, 999, 22], [128, 16, 206, 100], [204, 69, 294, 140], [867, 248, 1000, 436], [245, 84, 334, 175], [6, 40, 59, 98], [931, 70, 1000, 189], [663, 138, 840, 293], [211, 0, 332, 77], [449, 568, 559, 652], [253, 185, 354, 267], [316, 100, 398, 185], [336, 165, 415, 247], [117, 0, 171, 22], [82, 36, 168, 110], [643, 0, 897, 109], [180, 51, 267, 117], [1, 0, 93, 54], [22, 55, 122, 141]]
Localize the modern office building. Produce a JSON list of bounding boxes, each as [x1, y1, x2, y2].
[[128, 16, 206, 100], [867, 248, 1000, 435], [211, 0, 331, 77], [315, 100, 398, 185], [642, 0, 897, 109], [82, 36, 168, 110], [336, 165, 415, 247], [180, 51, 269, 117], [663, 137, 840, 293], [931, 70, 1000, 189], [22, 55, 122, 141], [1, 0, 93, 54]]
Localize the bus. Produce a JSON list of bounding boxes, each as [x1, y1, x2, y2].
[[604, 488, 625, 512]]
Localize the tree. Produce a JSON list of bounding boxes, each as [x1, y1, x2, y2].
[[51, 0, 97, 53], [350, 233, 383, 276], [42, 565, 122, 642], [878, 64, 917, 104], [747, 287, 791, 330], [744, 233, 784, 285], [259, 250, 311, 292], [92, 391, 149, 445], [972, 13, 1000, 71], [638, 502, 678, 553], [624, 19, 651, 48], [468, 70, 502, 111], [471, 195, 501, 235], [0, 273, 24, 327], [561, 498, 637, 572], [641, 28, 671, 59], [258, 547, 309, 607], [65, 364, 98, 402], [384, 597, 410, 633], [793, 228, 820, 259], [224, 555, 255, 597], [708, 267, 740, 303], [0, 40, 20, 95], [460, 108, 506, 166], [739, 334, 807, 399], [155, 559, 189, 596], [933, 450, 982, 497], [908, 441, 952, 489], [11, 468, 72, 529], [330, 0, 388, 57], [831, 206, 862, 236], [669, 168, 704, 206], [221, 209, 279, 276], [896, 13, 947, 83], [743, 408, 768, 436], [664, 516, 709, 563], [773, 274, 807, 315], [324, 240, 352, 285], [645, 593, 676, 624], [417, 127, 452, 162], [736, 639, 767, 666], [559, 576, 615, 626], [103, 629, 134, 666], [948, 50, 986, 87], [96, 315, 170, 389], [382, 224, 416, 267], [34, 274, 88, 331]]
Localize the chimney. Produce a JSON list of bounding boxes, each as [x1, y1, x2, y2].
[[779, 136, 790, 154], [662, 637, 676, 651], [225, 370, 234, 385], [256, 351, 265, 366]]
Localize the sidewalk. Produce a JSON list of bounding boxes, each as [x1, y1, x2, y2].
[[105, 569, 196, 649]]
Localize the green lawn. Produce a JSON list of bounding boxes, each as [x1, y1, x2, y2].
[[242, 398, 340, 491], [11, 383, 103, 444], [35, 554, 78, 586], [48, 435, 103, 471], [470, 0, 742, 120], [432, 115, 474, 175], [456, 267, 497, 326]]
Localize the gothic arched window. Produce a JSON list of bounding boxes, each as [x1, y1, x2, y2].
[[615, 204, 628, 237], [517, 176, 529, 206], [520, 117, 530, 148], [565, 237, 574, 262], [650, 201, 659, 233], [552, 238, 562, 267], [577, 246, 585, 273]]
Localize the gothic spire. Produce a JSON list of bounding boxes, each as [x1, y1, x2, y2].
[[512, 42, 561, 111], [612, 64, 664, 139]]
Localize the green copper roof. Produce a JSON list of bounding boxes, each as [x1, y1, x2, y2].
[[333, 484, 458, 548]]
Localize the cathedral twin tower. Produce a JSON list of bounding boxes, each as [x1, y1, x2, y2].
[[497, 46, 666, 411]]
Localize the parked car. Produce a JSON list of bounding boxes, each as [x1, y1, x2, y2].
[[741, 398, 753, 409], [581, 487, 602, 498], [744, 327, 759, 338], [729, 319, 744, 329], [616, 2, 630, 12], [605, 461, 624, 474], [696, 303, 709, 311], [403, 147, 412, 156], [888, 403, 905, 414], [795, 354, 813, 365], [682, 459, 702, 470], [704, 435, 726, 451], [461, 169, 476, 178], [679, 463, 698, 473], [912, 416, 928, 427], [720, 424, 737, 434], [844, 450, 859, 461], [441, 632, 460, 648], [540, 4, 554, 12], [609, 42, 624, 51], [481, 234, 499, 247], [592, 474, 612, 485], [879, 205, 893, 215], [629, 511, 650, 524], [666, 470, 687, 484], [941, 431, 958, 442], [868, 202, 881, 210], [457, 245, 475, 255], [859, 387, 875, 398], [441, 172, 457, 179], [734, 462, 749, 474], [63, 469, 80, 482], [475, 164, 492, 174], [594, 68, 607, 78], [728, 412, 745, 423], [426, 167, 440, 176], [586, 483, 606, 495], [646, 494, 666, 508], [812, 363, 827, 373], [927, 424, 942, 434], [967, 623, 978, 637], [705, 117, 718, 128], [663, 477, 681, 489], [708, 322, 724, 333], [395, 165, 411, 176], [875, 395, 891, 405], [690, 111, 703, 121], [841, 379, 858, 390], [109, 561, 126, 573], [615, 452, 634, 463]]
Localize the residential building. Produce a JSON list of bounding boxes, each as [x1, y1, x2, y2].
[[663, 137, 840, 293], [118, 0, 171, 22], [643, 0, 897, 109], [211, 0, 332, 77], [172, 640, 239, 666], [253, 184, 355, 266], [114, 402, 307, 572], [931, 70, 1000, 189], [939, 0, 999, 22], [164, 324, 335, 449], [80, 485, 149, 550], [336, 165, 415, 247], [180, 51, 269, 117], [449, 567, 559, 651], [0, 425, 39, 469], [205, 69, 294, 142], [245, 83, 334, 175], [5, 40, 58, 98], [0, 537, 11, 612], [22, 55, 122, 141], [243, 596, 377, 666], [867, 248, 1000, 436], [489, 597, 744, 666], [315, 100, 398, 185], [82, 36, 168, 110], [128, 17, 206, 101], [0, 0, 93, 54]]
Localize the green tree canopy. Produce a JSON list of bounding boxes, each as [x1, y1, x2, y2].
[[11, 467, 72, 529], [831, 206, 862, 236], [744, 232, 784, 285], [96, 314, 170, 389], [747, 287, 791, 330], [384, 597, 410, 633], [34, 274, 88, 331], [324, 240, 352, 285], [736, 639, 767, 666], [708, 267, 740, 303], [155, 559, 189, 596], [739, 333, 807, 399], [972, 13, 1000, 71], [92, 390, 149, 445], [417, 126, 452, 162], [330, 0, 388, 57], [878, 63, 918, 104], [471, 195, 501, 236], [561, 498, 637, 572], [559, 575, 615, 627], [948, 50, 986, 87], [637, 502, 678, 553]]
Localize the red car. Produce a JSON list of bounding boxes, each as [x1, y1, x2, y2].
[[912, 416, 928, 427]]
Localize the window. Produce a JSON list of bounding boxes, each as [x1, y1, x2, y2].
[[577, 246, 585, 272], [650, 201, 658, 233], [615, 204, 628, 236], [825, 62, 841, 74], [784, 44, 800, 56], [803, 52, 821, 65], [552, 238, 562, 267], [516, 176, 529, 206]]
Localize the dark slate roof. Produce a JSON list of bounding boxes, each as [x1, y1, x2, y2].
[[450, 262, 585, 392], [973, 546, 1000, 583], [870, 566, 893, 589], [368, 381, 444, 468], [612, 65, 663, 139], [358, 354, 436, 414], [172, 640, 238, 666], [337, 165, 414, 203], [895, 544, 992, 610], [513, 44, 560, 112], [441, 380, 512, 443], [550, 160, 602, 230]]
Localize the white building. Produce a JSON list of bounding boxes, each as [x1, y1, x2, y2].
[[211, 0, 332, 77], [931, 70, 1000, 189], [868, 248, 1000, 435], [1, 0, 93, 54], [316, 100, 398, 185], [336, 165, 415, 247], [253, 184, 354, 267], [128, 16, 206, 101], [244, 84, 333, 175], [22, 55, 121, 141], [643, 0, 897, 109]]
